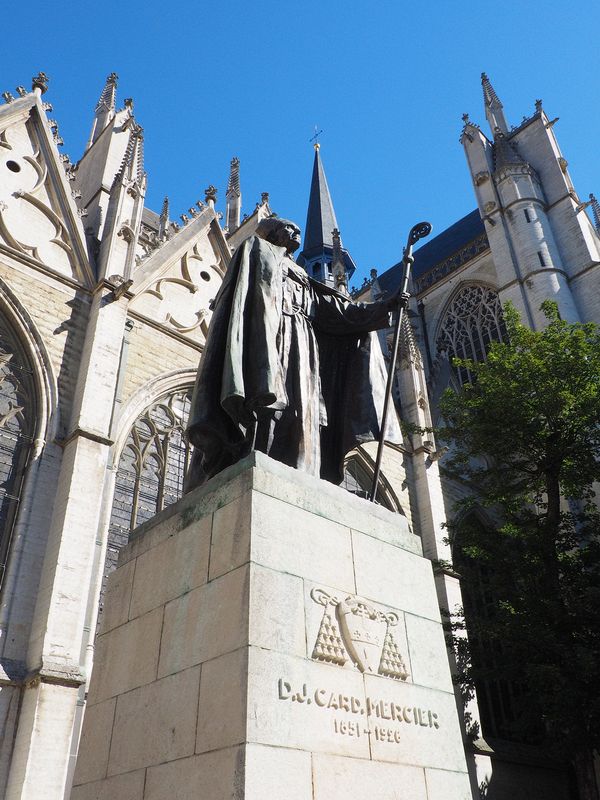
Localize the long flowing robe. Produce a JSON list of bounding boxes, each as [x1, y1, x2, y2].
[[186, 235, 401, 489]]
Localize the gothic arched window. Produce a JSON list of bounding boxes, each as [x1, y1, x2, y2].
[[0, 317, 36, 590], [342, 452, 402, 513], [99, 389, 192, 617], [437, 285, 507, 385]]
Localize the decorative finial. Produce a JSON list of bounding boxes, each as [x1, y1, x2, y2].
[[2, 92, 14, 104], [589, 193, 600, 232], [226, 157, 241, 196], [124, 98, 134, 110], [261, 192, 269, 205], [481, 72, 502, 107], [15, 86, 27, 97], [462, 112, 470, 125], [204, 185, 217, 206], [95, 73, 119, 114], [535, 99, 543, 112], [32, 72, 49, 94], [159, 196, 170, 240], [331, 228, 348, 293]]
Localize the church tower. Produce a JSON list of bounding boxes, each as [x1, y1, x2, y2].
[[297, 143, 356, 291], [461, 73, 600, 326]]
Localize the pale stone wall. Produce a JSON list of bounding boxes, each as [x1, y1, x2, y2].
[[72, 453, 472, 800], [120, 318, 200, 408]]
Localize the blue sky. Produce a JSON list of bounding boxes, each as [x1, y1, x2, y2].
[[3, 1, 599, 288]]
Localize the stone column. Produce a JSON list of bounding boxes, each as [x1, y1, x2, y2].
[[72, 452, 473, 800], [5, 284, 129, 800]]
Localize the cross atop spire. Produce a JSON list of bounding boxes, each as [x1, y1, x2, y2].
[[481, 72, 509, 135]]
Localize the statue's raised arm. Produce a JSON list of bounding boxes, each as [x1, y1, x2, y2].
[[185, 217, 401, 491]]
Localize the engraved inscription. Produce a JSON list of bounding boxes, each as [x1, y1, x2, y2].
[[310, 588, 409, 681], [277, 678, 440, 743]]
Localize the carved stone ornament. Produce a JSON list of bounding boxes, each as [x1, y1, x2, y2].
[[310, 588, 409, 681], [474, 171, 489, 186], [0, 122, 76, 275], [130, 241, 223, 338], [483, 201, 496, 213]]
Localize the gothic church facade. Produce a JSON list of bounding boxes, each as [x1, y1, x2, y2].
[[0, 70, 595, 799]]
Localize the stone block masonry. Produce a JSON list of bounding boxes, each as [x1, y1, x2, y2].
[[72, 451, 473, 800]]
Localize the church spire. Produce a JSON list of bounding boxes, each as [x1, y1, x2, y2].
[[297, 144, 356, 288], [301, 143, 339, 258], [493, 129, 526, 171], [482, 72, 509, 135], [226, 156, 241, 233], [86, 72, 118, 150]]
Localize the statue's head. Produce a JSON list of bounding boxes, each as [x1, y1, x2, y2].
[[256, 217, 301, 253]]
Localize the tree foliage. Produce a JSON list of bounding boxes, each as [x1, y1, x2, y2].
[[439, 301, 600, 795]]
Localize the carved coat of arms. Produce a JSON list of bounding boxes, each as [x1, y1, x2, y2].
[[310, 588, 409, 681]]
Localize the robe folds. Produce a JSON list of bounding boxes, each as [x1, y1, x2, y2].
[[185, 234, 402, 490]]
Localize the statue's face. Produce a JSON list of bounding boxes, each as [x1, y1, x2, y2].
[[276, 221, 301, 253]]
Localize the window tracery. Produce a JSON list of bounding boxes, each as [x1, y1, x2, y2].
[[342, 452, 400, 513], [99, 389, 192, 617], [436, 285, 507, 384], [0, 318, 36, 589]]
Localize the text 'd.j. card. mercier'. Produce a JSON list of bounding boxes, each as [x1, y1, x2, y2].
[[276, 589, 441, 745]]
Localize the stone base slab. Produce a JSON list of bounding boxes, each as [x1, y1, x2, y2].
[[72, 452, 472, 799]]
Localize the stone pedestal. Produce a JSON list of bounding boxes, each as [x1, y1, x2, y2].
[[71, 452, 472, 800]]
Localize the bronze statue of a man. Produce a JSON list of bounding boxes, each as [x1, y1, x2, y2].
[[185, 217, 401, 490]]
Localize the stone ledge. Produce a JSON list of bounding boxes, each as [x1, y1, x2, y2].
[[122, 451, 421, 568], [23, 658, 86, 688]]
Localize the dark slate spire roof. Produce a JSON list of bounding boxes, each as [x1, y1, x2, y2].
[[493, 130, 526, 171], [300, 145, 340, 259], [371, 210, 487, 297]]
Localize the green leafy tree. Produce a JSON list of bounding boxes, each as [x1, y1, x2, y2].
[[439, 301, 600, 800]]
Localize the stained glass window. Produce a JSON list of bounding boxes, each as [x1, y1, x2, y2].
[[99, 389, 192, 618], [437, 285, 507, 384], [0, 318, 36, 590], [342, 454, 399, 512]]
